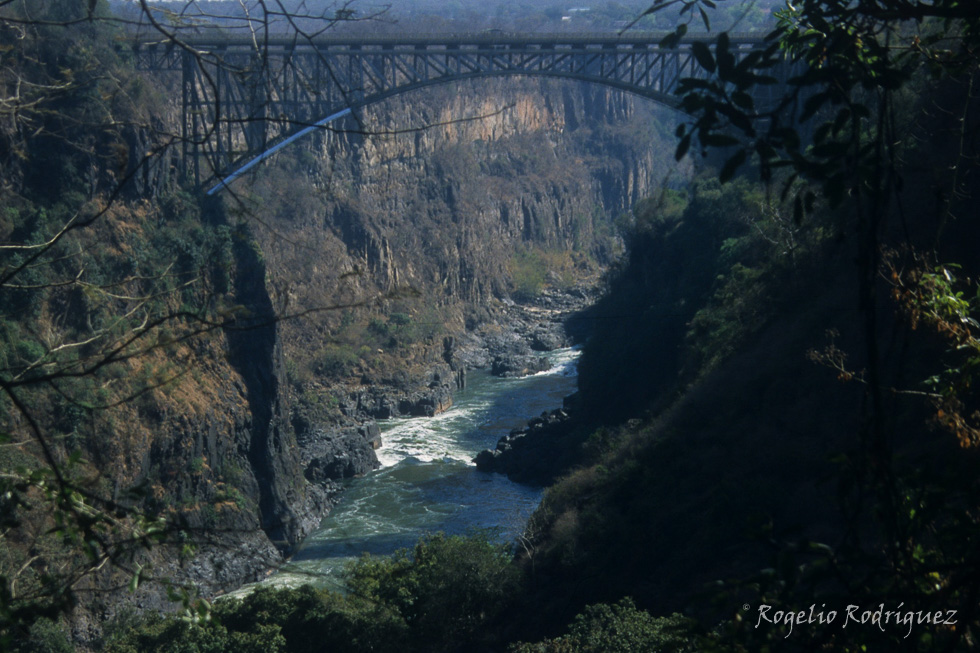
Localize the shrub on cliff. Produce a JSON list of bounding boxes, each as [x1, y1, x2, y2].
[[347, 532, 520, 652], [510, 599, 695, 653], [576, 174, 797, 421], [106, 532, 519, 653], [508, 249, 549, 300]]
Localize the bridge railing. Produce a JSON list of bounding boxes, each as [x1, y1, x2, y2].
[[131, 31, 768, 55]]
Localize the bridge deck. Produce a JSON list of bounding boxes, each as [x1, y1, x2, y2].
[[134, 31, 767, 51]]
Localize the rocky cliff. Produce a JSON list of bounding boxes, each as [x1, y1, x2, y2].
[[3, 68, 688, 638], [243, 76, 685, 428]]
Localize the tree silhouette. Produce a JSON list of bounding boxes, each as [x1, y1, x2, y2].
[[635, 0, 980, 647]]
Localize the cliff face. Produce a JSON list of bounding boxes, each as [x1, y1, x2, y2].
[[250, 77, 679, 304], [245, 76, 683, 400], [129, 77, 686, 586]]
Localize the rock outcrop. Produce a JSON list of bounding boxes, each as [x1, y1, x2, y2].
[[302, 423, 382, 482], [474, 397, 584, 486]]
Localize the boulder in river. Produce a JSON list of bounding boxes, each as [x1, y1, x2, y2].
[[303, 427, 381, 481], [474, 404, 585, 486]]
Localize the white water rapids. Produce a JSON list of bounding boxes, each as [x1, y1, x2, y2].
[[228, 347, 579, 595]]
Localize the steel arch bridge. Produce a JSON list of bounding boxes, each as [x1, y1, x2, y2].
[[133, 32, 773, 191]]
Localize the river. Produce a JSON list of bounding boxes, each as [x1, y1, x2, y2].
[[243, 347, 579, 593]]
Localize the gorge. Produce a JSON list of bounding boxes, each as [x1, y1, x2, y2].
[[222, 74, 686, 547], [6, 2, 980, 651], [0, 14, 691, 641]]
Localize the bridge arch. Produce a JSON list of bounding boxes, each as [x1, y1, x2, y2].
[[206, 70, 684, 195], [133, 32, 771, 191]]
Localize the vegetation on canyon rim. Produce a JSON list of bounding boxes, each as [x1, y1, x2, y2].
[[3, 0, 980, 651]]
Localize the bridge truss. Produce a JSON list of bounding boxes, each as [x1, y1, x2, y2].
[[133, 32, 770, 188]]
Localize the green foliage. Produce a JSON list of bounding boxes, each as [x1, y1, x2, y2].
[[890, 260, 980, 446], [10, 618, 73, 653], [0, 9, 241, 638], [105, 586, 402, 653], [632, 188, 687, 232], [0, 0, 149, 204], [511, 599, 694, 653], [312, 343, 360, 378], [616, 0, 980, 649], [209, 585, 405, 653], [508, 248, 581, 301], [107, 532, 519, 653], [104, 612, 286, 653], [685, 262, 768, 376], [577, 174, 813, 419], [509, 249, 549, 300], [666, 0, 980, 223], [347, 532, 519, 652], [0, 456, 170, 649], [299, 303, 449, 386]]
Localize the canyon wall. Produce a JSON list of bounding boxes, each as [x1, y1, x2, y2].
[[226, 76, 687, 549], [208, 77, 684, 500], [70, 78, 688, 625]]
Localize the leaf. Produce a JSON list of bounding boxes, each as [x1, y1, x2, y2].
[[716, 102, 754, 134], [698, 6, 711, 31], [716, 33, 735, 80], [800, 91, 829, 122], [732, 91, 754, 111], [676, 77, 719, 93], [129, 564, 143, 593], [660, 24, 687, 49], [717, 31, 730, 56], [675, 133, 692, 160], [692, 41, 716, 73], [700, 133, 740, 148], [719, 149, 747, 183], [824, 173, 846, 207], [660, 32, 681, 49], [774, 127, 800, 151], [739, 50, 763, 71], [680, 93, 707, 112], [755, 139, 777, 160]]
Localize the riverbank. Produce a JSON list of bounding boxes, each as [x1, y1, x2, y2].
[[225, 346, 584, 599], [68, 283, 598, 643], [291, 279, 599, 499]]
